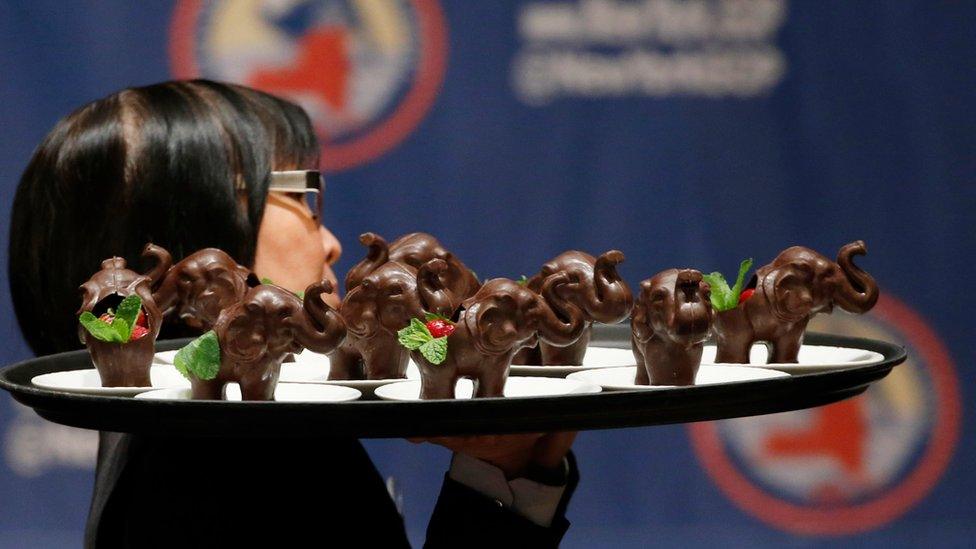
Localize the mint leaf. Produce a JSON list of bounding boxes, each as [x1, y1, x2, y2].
[[260, 277, 274, 285], [113, 295, 142, 341], [296, 291, 304, 299], [729, 258, 753, 305], [419, 337, 448, 364], [79, 312, 125, 343], [398, 318, 432, 350], [702, 272, 732, 310], [517, 275, 528, 286], [703, 258, 754, 311], [111, 318, 131, 343], [174, 330, 221, 380]]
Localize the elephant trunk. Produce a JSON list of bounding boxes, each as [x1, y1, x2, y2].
[[417, 259, 459, 318], [834, 240, 879, 314], [535, 272, 586, 346], [294, 280, 347, 353], [673, 270, 711, 338], [582, 250, 633, 324], [344, 233, 389, 292], [141, 243, 172, 287]]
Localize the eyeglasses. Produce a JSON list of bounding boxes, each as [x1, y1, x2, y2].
[[269, 170, 324, 220]]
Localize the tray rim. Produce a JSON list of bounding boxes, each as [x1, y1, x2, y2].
[[0, 328, 907, 438]]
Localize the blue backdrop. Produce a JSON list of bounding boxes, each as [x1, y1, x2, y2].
[[1, 1, 973, 546]]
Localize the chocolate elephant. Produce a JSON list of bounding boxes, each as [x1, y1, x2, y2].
[[631, 269, 713, 386], [411, 274, 586, 400], [713, 241, 880, 364], [329, 253, 456, 380], [143, 243, 258, 331], [512, 250, 633, 365], [78, 257, 164, 387], [344, 232, 481, 300], [191, 280, 346, 400]]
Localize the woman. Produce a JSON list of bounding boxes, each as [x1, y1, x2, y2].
[[9, 80, 576, 547]]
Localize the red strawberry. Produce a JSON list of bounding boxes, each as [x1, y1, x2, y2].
[[130, 325, 149, 340], [99, 313, 114, 324], [738, 288, 755, 305], [426, 319, 455, 339], [136, 310, 147, 328]]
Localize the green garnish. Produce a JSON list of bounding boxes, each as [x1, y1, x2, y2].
[[517, 275, 529, 286], [425, 312, 448, 322], [79, 295, 142, 343], [173, 330, 221, 380], [261, 277, 304, 299], [397, 318, 449, 365], [703, 258, 753, 311]]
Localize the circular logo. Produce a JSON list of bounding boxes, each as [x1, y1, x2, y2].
[[170, 0, 448, 171], [688, 294, 961, 535]]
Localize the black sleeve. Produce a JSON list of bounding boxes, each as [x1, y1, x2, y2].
[[424, 452, 580, 549]]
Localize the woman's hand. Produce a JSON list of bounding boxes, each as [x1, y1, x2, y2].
[[410, 432, 576, 479]]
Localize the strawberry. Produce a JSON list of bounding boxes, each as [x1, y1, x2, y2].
[[136, 310, 147, 328], [425, 319, 455, 339], [738, 288, 755, 305], [130, 324, 149, 340]]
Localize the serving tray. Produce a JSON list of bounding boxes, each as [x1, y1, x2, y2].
[[0, 326, 906, 438]]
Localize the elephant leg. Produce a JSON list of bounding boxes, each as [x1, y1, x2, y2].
[[419, 371, 458, 400], [770, 336, 802, 364], [328, 344, 363, 380], [190, 378, 224, 400], [363, 339, 409, 380], [473, 367, 508, 398], [541, 326, 591, 365], [632, 339, 649, 386], [239, 379, 276, 401], [715, 335, 752, 364]]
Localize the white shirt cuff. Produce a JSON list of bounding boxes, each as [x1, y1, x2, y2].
[[448, 452, 567, 527]]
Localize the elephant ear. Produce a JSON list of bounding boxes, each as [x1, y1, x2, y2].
[[631, 282, 653, 343], [760, 262, 815, 323], [220, 302, 267, 363], [464, 295, 519, 356]]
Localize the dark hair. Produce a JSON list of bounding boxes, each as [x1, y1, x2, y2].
[[9, 80, 319, 355]]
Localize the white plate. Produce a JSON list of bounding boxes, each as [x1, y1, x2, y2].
[[135, 382, 361, 402], [156, 348, 422, 387], [373, 376, 602, 401], [567, 365, 789, 391], [31, 365, 191, 396], [510, 346, 637, 377], [701, 344, 885, 373]]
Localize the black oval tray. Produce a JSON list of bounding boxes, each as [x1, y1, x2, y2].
[[0, 326, 906, 438]]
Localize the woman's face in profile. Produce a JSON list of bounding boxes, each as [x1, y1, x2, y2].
[[253, 192, 342, 307]]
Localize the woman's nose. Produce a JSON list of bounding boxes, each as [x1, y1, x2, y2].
[[320, 225, 342, 265]]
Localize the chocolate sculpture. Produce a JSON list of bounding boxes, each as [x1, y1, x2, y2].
[[144, 243, 257, 331], [344, 231, 481, 299], [78, 257, 165, 386], [410, 274, 585, 400], [631, 269, 713, 386], [330, 236, 457, 380], [513, 250, 632, 365], [713, 241, 879, 364], [189, 281, 346, 400]]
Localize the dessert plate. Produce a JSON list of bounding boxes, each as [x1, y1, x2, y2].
[[31, 365, 190, 396], [701, 344, 885, 373], [567, 365, 789, 391], [135, 382, 361, 402], [509, 346, 637, 377], [156, 349, 422, 390], [374, 376, 602, 401]]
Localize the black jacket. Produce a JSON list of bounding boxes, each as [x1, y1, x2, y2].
[[86, 433, 577, 548]]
